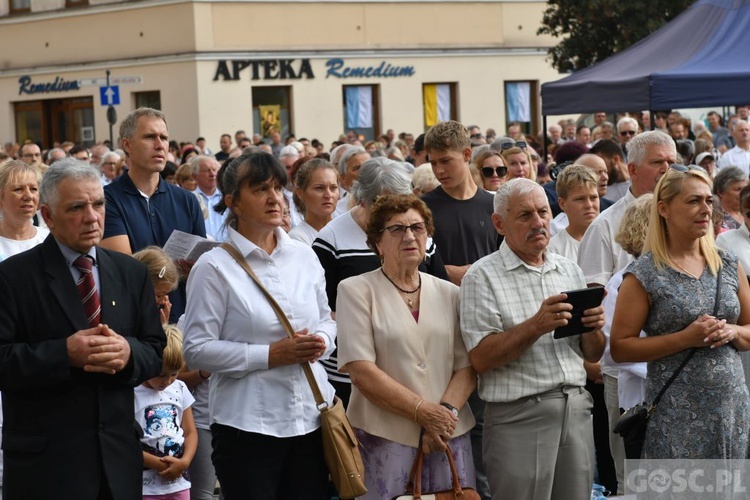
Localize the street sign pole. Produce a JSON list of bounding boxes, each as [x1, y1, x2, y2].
[[106, 70, 113, 148]]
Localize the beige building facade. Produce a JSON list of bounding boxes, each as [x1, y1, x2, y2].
[[0, 0, 563, 150]]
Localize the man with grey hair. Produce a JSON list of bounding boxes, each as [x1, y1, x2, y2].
[[578, 130, 676, 287], [90, 144, 110, 168], [0, 158, 165, 499], [577, 130, 675, 491], [101, 107, 205, 322], [191, 155, 225, 241], [278, 145, 303, 227], [718, 119, 750, 175], [616, 116, 639, 150], [47, 147, 67, 165], [460, 178, 604, 500], [335, 146, 370, 215], [99, 151, 120, 185]]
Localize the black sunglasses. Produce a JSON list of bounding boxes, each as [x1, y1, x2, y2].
[[500, 141, 528, 151], [619, 130, 636, 136], [481, 166, 508, 178]]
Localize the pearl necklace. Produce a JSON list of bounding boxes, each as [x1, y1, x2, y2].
[[381, 269, 421, 308]]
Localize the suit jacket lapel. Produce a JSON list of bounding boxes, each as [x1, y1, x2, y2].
[[41, 235, 90, 332]]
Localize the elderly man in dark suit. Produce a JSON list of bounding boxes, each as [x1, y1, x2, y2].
[[0, 158, 165, 500]]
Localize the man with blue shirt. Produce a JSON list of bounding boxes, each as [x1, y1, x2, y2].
[[100, 108, 205, 322]]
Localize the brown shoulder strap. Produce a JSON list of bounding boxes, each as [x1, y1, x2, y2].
[[220, 243, 327, 410]]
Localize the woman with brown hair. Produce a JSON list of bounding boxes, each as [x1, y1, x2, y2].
[[337, 194, 475, 499]]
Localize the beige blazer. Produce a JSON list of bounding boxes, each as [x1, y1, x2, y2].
[[337, 269, 475, 447]]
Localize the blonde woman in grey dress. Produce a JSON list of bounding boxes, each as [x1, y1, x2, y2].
[[611, 166, 750, 459]]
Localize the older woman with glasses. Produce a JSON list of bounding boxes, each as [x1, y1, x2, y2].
[[500, 141, 537, 182], [611, 165, 750, 459], [337, 194, 476, 499], [471, 149, 507, 193], [313, 157, 448, 407]]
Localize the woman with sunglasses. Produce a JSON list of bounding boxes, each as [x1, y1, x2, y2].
[[337, 194, 476, 499], [611, 165, 750, 460], [471, 149, 507, 193], [500, 141, 537, 182]]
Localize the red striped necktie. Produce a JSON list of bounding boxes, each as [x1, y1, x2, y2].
[[73, 255, 101, 327]]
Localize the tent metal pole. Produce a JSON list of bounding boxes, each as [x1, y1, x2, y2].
[[542, 115, 548, 163], [649, 109, 655, 131]]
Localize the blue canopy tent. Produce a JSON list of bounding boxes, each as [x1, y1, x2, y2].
[[541, 0, 750, 115]]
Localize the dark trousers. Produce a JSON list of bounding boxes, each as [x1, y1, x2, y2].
[[587, 379, 617, 493], [211, 424, 329, 500]]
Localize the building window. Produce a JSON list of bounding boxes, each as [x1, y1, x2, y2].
[[9, 0, 31, 13], [14, 102, 43, 146], [253, 86, 292, 140], [134, 91, 161, 110], [14, 97, 94, 148], [504, 81, 539, 137], [342, 85, 380, 142], [423, 83, 457, 129]]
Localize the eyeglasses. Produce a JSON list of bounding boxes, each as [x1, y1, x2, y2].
[[669, 164, 704, 173], [481, 166, 508, 178], [500, 141, 527, 151], [382, 222, 427, 237], [21, 153, 41, 158], [470, 133, 483, 139], [619, 130, 637, 137]]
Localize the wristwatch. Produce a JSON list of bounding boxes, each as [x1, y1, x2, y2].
[[440, 402, 459, 418]]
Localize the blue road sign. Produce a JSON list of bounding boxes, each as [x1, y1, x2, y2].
[[100, 85, 120, 106]]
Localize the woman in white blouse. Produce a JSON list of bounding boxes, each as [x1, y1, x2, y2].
[[0, 160, 50, 261], [182, 152, 336, 499], [288, 158, 339, 245]]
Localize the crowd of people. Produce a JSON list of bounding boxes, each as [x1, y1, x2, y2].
[[0, 106, 750, 500]]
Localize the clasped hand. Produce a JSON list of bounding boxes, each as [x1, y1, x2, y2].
[[67, 324, 132, 374], [684, 314, 733, 349], [418, 402, 457, 454], [269, 328, 326, 368]]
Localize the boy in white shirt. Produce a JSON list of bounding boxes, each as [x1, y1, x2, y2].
[[548, 164, 600, 262]]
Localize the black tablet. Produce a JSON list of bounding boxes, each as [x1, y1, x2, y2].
[[553, 286, 605, 339]]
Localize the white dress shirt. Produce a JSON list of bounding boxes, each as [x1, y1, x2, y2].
[[601, 270, 646, 409], [716, 224, 750, 278], [182, 226, 336, 437], [578, 189, 636, 286], [717, 146, 750, 176], [193, 187, 226, 242]]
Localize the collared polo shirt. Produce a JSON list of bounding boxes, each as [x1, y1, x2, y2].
[[104, 172, 206, 251], [104, 172, 206, 322]]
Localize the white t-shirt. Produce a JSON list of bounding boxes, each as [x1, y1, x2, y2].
[[288, 220, 320, 246], [547, 229, 580, 262], [0, 226, 50, 262], [550, 212, 569, 236], [134, 380, 195, 496]]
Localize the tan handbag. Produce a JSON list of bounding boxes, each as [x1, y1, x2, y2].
[[220, 243, 367, 499], [392, 443, 480, 500]]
